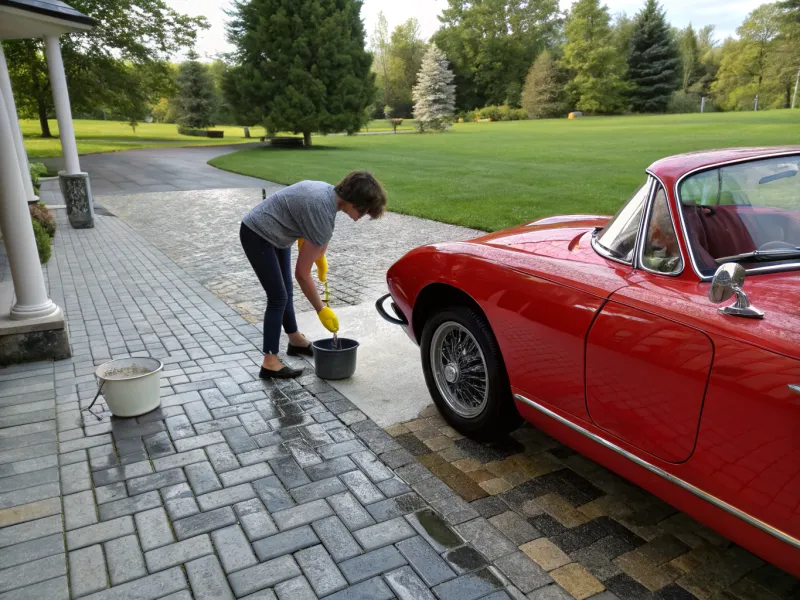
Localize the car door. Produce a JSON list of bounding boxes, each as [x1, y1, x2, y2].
[[585, 183, 714, 464]]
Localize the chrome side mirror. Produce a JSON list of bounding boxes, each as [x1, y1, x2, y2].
[[708, 263, 764, 319]]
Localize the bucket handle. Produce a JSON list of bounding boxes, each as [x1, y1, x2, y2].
[[84, 378, 105, 413]]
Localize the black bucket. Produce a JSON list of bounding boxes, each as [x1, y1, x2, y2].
[[312, 338, 360, 380]]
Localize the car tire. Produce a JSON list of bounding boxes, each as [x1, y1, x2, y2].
[[420, 306, 523, 441]]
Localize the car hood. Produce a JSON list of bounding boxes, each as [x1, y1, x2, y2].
[[469, 215, 611, 258]]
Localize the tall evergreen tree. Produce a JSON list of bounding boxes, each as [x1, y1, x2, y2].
[[175, 50, 216, 129], [521, 50, 568, 118], [224, 0, 374, 146], [626, 0, 680, 112], [412, 44, 456, 132], [561, 0, 628, 114]]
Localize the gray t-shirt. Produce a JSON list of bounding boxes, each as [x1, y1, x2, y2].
[[243, 181, 337, 248]]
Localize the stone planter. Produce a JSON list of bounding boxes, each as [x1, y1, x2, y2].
[[59, 171, 94, 229]]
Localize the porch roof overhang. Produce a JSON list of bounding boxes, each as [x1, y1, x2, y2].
[[0, 0, 94, 40]]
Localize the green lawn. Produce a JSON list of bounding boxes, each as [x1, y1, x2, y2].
[[22, 120, 268, 159], [210, 111, 800, 232]]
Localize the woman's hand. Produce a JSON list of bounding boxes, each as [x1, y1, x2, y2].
[[317, 307, 339, 332]]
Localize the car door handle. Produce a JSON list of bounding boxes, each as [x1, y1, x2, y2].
[[790, 384, 800, 395]]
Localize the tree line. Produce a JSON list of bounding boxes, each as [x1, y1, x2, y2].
[[6, 0, 800, 141]]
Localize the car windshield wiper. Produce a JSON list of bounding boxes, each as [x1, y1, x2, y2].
[[715, 247, 800, 264]]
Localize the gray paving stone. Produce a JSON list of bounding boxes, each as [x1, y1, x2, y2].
[[173, 431, 225, 452], [184, 401, 213, 424], [67, 516, 135, 550], [127, 468, 186, 496], [0, 465, 58, 493], [212, 525, 258, 573], [338, 545, 407, 584], [235, 500, 279, 541], [240, 411, 270, 436], [0, 514, 62, 549], [296, 544, 347, 596], [494, 551, 552, 594], [0, 481, 60, 511], [60, 460, 91, 494], [92, 461, 153, 487], [385, 566, 437, 600], [305, 456, 357, 481], [219, 463, 272, 487], [252, 476, 295, 512], [328, 491, 376, 531], [456, 518, 517, 562], [377, 476, 412, 498], [222, 426, 257, 454], [60, 433, 112, 454], [228, 555, 301, 597], [324, 577, 396, 600], [396, 536, 457, 587], [112, 421, 166, 442], [153, 449, 206, 472], [194, 417, 242, 435], [268, 456, 311, 489], [318, 440, 366, 460], [526, 585, 575, 600], [0, 533, 63, 570], [105, 535, 146, 585], [186, 555, 235, 600], [353, 516, 416, 551], [197, 483, 255, 511], [287, 440, 322, 467], [290, 477, 346, 503], [144, 534, 214, 572], [165, 415, 196, 440], [205, 443, 240, 473], [173, 506, 237, 540], [272, 498, 333, 531], [80, 566, 187, 600], [98, 490, 161, 521], [158, 593, 194, 600], [238, 446, 288, 465], [432, 568, 506, 600], [489, 511, 541, 547], [252, 525, 319, 561], [312, 516, 361, 562], [340, 470, 385, 505], [405, 509, 462, 553], [135, 507, 174, 550], [69, 546, 107, 598], [64, 490, 98, 530], [274, 576, 316, 600], [200, 388, 229, 409], [185, 462, 222, 495], [0, 575, 69, 600], [351, 451, 394, 483], [161, 390, 203, 408]]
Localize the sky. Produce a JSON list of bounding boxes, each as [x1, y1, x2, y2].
[[165, 0, 770, 61]]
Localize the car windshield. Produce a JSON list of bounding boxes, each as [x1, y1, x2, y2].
[[679, 155, 800, 277], [593, 182, 649, 264]]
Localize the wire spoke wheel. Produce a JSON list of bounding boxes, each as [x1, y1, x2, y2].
[[430, 322, 489, 418]]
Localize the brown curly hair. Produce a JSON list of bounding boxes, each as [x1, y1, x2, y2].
[[334, 171, 387, 219]]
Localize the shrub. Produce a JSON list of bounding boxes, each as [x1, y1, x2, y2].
[[667, 91, 716, 114], [30, 202, 56, 238], [511, 108, 529, 120], [32, 219, 52, 265], [29, 162, 47, 195], [478, 106, 504, 121]]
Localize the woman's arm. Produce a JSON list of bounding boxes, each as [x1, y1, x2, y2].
[[295, 240, 328, 313]]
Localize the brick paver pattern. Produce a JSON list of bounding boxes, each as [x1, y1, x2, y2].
[[97, 188, 482, 318], [0, 212, 528, 599]]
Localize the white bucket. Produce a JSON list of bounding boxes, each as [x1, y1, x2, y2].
[[95, 357, 163, 418]]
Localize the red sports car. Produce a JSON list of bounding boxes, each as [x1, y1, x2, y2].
[[377, 147, 800, 577]]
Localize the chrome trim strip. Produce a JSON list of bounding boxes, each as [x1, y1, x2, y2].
[[637, 174, 684, 278], [790, 384, 800, 395], [666, 151, 800, 281], [514, 393, 800, 550]]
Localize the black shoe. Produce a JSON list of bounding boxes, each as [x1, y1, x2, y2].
[[259, 365, 302, 379], [287, 343, 314, 357]]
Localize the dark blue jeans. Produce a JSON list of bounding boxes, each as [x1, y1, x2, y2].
[[240, 223, 298, 355]]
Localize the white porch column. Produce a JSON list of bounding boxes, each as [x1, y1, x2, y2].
[[43, 35, 80, 175], [0, 43, 38, 203], [0, 88, 59, 320]]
